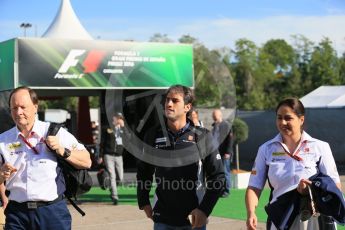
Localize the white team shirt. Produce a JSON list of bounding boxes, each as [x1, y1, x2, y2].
[[248, 131, 340, 203], [0, 119, 85, 202]]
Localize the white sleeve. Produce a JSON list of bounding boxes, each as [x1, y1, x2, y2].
[[248, 145, 268, 190], [318, 142, 340, 184], [57, 127, 86, 151]]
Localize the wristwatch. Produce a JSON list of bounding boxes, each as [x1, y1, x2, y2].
[[62, 148, 71, 159]]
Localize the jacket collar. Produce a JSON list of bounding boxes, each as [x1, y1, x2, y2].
[[267, 131, 317, 146]]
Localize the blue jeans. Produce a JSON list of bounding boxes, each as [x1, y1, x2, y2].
[[5, 199, 71, 230], [154, 222, 206, 230], [222, 158, 231, 193]]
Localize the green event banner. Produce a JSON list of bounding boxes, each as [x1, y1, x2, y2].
[[0, 39, 15, 91], [17, 38, 194, 88]]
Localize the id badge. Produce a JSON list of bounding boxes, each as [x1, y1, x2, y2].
[[116, 137, 122, 145]]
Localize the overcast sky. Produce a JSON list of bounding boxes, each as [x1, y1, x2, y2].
[[1, 0, 345, 54]]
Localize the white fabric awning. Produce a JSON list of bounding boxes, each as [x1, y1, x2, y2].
[[42, 0, 92, 40], [300, 86, 345, 108]]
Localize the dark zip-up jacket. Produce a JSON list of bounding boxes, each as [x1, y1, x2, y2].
[[212, 120, 233, 156], [137, 122, 225, 226], [100, 125, 124, 156]]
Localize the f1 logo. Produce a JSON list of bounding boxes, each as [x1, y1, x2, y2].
[[58, 49, 86, 73]]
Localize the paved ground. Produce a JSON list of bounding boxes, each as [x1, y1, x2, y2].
[[69, 203, 266, 230], [2, 171, 342, 229], [70, 173, 345, 230]]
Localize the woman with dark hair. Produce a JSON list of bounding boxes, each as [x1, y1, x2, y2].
[[245, 98, 341, 230]]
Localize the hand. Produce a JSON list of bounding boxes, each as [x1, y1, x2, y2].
[[190, 208, 207, 229], [223, 153, 231, 159], [297, 179, 312, 195], [142, 205, 153, 220], [192, 118, 200, 126], [246, 212, 258, 230], [45, 136, 64, 157], [1, 195, 8, 209], [118, 119, 124, 127], [97, 157, 103, 165], [0, 163, 17, 181]]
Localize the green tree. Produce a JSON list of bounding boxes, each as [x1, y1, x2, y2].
[[192, 44, 223, 107], [178, 34, 200, 46], [39, 97, 78, 112], [214, 47, 237, 109], [259, 39, 298, 107], [89, 96, 100, 108], [38, 96, 99, 112], [232, 117, 249, 171], [291, 34, 314, 94], [178, 35, 235, 108], [149, 33, 174, 43], [310, 38, 341, 88], [340, 53, 345, 84], [155, 34, 344, 111], [261, 39, 295, 72], [255, 50, 276, 108], [232, 38, 260, 109]]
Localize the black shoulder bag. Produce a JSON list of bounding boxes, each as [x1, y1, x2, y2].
[[46, 123, 93, 216]]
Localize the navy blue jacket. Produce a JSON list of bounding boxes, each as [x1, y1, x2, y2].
[[265, 172, 345, 230], [309, 172, 345, 224]]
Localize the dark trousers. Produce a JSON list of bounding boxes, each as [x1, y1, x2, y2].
[[222, 158, 231, 193], [5, 199, 71, 230]]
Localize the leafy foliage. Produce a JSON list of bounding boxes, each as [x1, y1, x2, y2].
[[232, 117, 249, 144], [38, 96, 99, 112], [39, 34, 345, 112]]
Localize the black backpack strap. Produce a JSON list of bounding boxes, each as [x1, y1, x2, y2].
[[47, 122, 63, 136], [67, 197, 86, 216], [46, 122, 87, 217], [46, 123, 63, 152]]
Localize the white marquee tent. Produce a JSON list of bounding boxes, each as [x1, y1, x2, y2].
[[42, 0, 93, 40], [300, 85, 345, 108]]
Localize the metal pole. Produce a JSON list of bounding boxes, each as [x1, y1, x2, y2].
[[236, 143, 240, 171], [20, 23, 32, 37]]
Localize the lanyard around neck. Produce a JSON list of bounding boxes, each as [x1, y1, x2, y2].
[[279, 140, 307, 161], [19, 133, 39, 154]]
